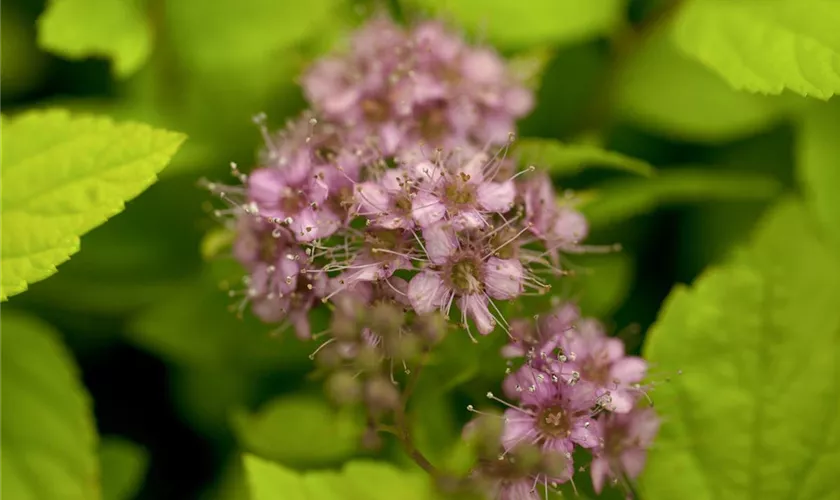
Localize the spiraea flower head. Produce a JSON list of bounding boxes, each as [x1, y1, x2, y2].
[[303, 17, 533, 157]]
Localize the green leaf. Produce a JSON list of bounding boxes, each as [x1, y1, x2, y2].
[[574, 253, 634, 317], [1, 311, 100, 500], [580, 168, 782, 228], [19, 174, 204, 314], [615, 23, 790, 143], [517, 138, 655, 177], [408, 0, 623, 49], [642, 200, 840, 500], [100, 437, 149, 500], [0, 109, 185, 301], [244, 455, 307, 500], [37, 0, 152, 77], [797, 99, 840, 249], [231, 394, 364, 467], [243, 455, 435, 500], [672, 0, 840, 100]]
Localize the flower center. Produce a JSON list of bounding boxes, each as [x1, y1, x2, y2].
[[419, 106, 448, 141], [280, 189, 309, 214], [394, 193, 413, 212], [581, 350, 613, 386], [449, 257, 483, 294], [536, 405, 571, 438], [444, 179, 476, 207], [362, 99, 389, 122]]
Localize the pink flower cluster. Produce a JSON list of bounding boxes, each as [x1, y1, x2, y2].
[[206, 14, 658, 499], [303, 17, 533, 157], [470, 304, 658, 497]]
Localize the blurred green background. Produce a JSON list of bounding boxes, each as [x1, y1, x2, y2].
[[2, 0, 833, 498]]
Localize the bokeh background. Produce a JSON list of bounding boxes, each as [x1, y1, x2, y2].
[[2, 0, 826, 498]]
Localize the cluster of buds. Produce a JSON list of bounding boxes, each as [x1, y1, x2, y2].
[[206, 14, 658, 499]]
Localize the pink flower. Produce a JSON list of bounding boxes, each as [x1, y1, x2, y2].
[[500, 367, 601, 454], [406, 223, 525, 336], [302, 17, 533, 156], [410, 153, 517, 229], [591, 407, 660, 494], [558, 319, 648, 414], [521, 172, 589, 261]]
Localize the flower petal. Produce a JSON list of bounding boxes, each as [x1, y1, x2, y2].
[[477, 180, 516, 213], [412, 191, 446, 227], [611, 356, 647, 384], [407, 271, 447, 314], [422, 222, 457, 265], [248, 168, 286, 211], [483, 257, 524, 300], [458, 294, 496, 335], [355, 181, 391, 215]]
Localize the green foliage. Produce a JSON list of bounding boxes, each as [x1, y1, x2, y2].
[[1, 311, 100, 500], [516, 138, 655, 176], [37, 0, 152, 77], [409, 0, 623, 49], [615, 25, 790, 143], [243, 455, 435, 500], [0, 109, 185, 300], [231, 395, 364, 467], [574, 253, 634, 318], [797, 99, 840, 250], [672, 0, 840, 99], [580, 168, 782, 228], [100, 438, 149, 500], [642, 200, 840, 500]]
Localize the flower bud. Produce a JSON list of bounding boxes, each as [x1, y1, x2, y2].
[[540, 450, 573, 480], [354, 344, 382, 372], [384, 332, 421, 361], [314, 342, 343, 369], [511, 443, 542, 473], [331, 313, 360, 341], [365, 377, 400, 416], [326, 371, 362, 406], [361, 426, 383, 451], [414, 312, 448, 345], [368, 302, 405, 337]]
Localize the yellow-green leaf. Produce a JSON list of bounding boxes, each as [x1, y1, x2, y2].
[[673, 0, 840, 99], [1, 311, 100, 500], [517, 138, 655, 177], [37, 0, 153, 77], [0, 109, 185, 300]]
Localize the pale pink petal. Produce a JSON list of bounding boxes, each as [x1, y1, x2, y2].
[[552, 208, 589, 244], [457, 152, 488, 183], [611, 357, 647, 384], [407, 271, 447, 314], [248, 168, 286, 209], [477, 180, 516, 213], [483, 257, 524, 300], [451, 209, 486, 229], [412, 191, 446, 227], [355, 182, 391, 215], [504, 86, 534, 115], [290, 208, 339, 242], [607, 390, 636, 414], [620, 448, 648, 479], [422, 222, 457, 265], [462, 48, 505, 85], [500, 408, 535, 450], [571, 420, 599, 448], [590, 456, 610, 494], [458, 294, 496, 335]]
